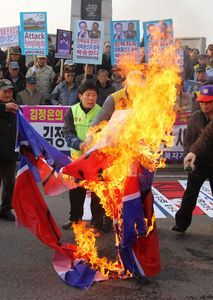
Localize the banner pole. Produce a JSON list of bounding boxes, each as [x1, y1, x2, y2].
[[60, 59, 64, 77], [84, 64, 88, 81]]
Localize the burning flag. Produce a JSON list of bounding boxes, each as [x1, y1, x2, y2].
[[13, 46, 180, 288]]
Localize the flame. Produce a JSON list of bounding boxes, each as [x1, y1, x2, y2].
[[85, 46, 181, 215], [65, 46, 181, 278], [72, 221, 123, 278]]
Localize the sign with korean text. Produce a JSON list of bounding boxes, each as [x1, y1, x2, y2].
[[20, 12, 48, 56], [73, 20, 104, 64], [143, 19, 174, 62], [163, 111, 190, 161], [21, 106, 189, 161], [110, 20, 140, 65], [0, 26, 19, 48], [81, 0, 102, 21], [21, 106, 69, 151], [55, 29, 72, 59]]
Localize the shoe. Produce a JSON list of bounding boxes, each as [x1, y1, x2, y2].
[[62, 220, 73, 230], [172, 225, 185, 233], [0, 210, 15, 221], [62, 219, 81, 230]]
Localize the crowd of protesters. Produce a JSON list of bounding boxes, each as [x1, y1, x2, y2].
[[0, 41, 212, 233], [0, 42, 126, 108], [0, 42, 212, 110]]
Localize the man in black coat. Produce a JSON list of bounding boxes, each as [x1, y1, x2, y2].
[[0, 79, 19, 221]]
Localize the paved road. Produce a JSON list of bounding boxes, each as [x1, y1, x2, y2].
[[0, 185, 212, 300]]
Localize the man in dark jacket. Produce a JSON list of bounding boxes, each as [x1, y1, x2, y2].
[[184, 119, 213, 170], [96, 69, 115, 106], [4, 62, 25, 99], [172, 84, 213, 233], [0, 79, 19, 221]]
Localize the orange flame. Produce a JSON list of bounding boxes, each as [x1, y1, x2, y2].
[[66, 46, 181, 278], [72, 221, 123, 278]]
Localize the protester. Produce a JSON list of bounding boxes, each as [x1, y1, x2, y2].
[[184, 48, 199, 80], [0, 48, 6, 68], [96, 69, 115, 106], [4, 62, 25, 99], [75, 64, 96, 86], [0, 79, 19, 221], [16, 76, 44, 105], [96, 41, 112, 77], [193, 54, 211, 80], [4, 46, 27, 78], [90, 71, 153, 233], [173, 84, 213, 233], [110, 65, 125, 91], [62, 81, 107, 232], [184, 119, 213, 171], [206, 44, 213, 68], [26, 55, 55, 99], [50, 67, 79, 106]]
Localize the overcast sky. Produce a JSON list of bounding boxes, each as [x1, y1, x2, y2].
[[1, 0, 212, 44]]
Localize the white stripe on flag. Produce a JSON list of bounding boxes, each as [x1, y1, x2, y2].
[[122, 192, 141, 202], [17, 164, 29, 176], [132, 249, 145, 276]]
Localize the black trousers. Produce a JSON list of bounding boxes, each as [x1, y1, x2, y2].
[[175, 166, 213, 230], [0, 160, 16, 211], [68, 187, 105, 224]]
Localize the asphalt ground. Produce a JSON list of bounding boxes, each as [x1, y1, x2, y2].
[[0, 179, 212, 300]]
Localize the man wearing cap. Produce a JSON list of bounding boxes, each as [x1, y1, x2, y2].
[[5, 46, 27, 78], [26, 56, 55, 99], [4, 62, 25, 99], [173, 85, 213, 233], [50, 67, 79, 106], [0, 79, 19, 221], [193, 54, 211, 81], [16, 76, 44, 105]]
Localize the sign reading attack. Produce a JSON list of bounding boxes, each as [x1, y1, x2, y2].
[[81, 0, 102, 21]]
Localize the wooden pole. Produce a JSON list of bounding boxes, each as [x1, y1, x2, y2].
[[60, 59, 64, 78], [84, 64, 88, 81]]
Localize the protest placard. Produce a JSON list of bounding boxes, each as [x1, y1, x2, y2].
[[110, 20, 140, 65], [73, 20, 104, 64], [143, 19, 174, 62], [20, 12, 48, 56], [0, 26, 19, 48], [55, 29, 72, 59]]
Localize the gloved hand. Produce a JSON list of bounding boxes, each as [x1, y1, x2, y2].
[[184, 152, 196, 172]]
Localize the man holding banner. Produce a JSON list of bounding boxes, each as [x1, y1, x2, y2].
[[0, 79, 19, 221]]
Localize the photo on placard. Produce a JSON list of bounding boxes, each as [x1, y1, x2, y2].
[[23, 13, 45, 31]]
